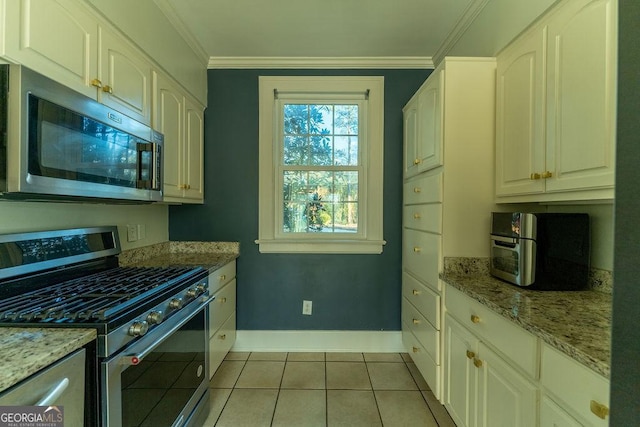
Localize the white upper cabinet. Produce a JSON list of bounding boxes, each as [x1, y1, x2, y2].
[[4, 0, 99, 99], [403, 70, 443, 177], [495, 0, 617, 202], [4, 0, 155, 125]]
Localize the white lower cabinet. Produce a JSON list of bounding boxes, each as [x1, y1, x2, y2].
[[208, 261, 237, 378], [540, 396, 584, 427], [444, 286, 538, 427]]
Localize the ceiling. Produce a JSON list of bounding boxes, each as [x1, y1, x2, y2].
[[159, 0, 481, 65]]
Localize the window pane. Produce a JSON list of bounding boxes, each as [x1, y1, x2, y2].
[[282, 170, 358, 234], [284, 105, 308, 134], [310, 135, 332, 166], [334, 105, 358, 135], [334, 136, 358, 166], [284, 136, 308, 165]]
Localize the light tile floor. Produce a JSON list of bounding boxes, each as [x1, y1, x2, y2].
[[203, 352, 456, 427]]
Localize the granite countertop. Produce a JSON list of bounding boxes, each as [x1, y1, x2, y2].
[[118, 241, 239, 272], [0, 328, 96, 393], [441, 267, 611, 378]]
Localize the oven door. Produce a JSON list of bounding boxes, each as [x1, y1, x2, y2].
[[101, 294, 213, 427], [490, 235, 536, 286]]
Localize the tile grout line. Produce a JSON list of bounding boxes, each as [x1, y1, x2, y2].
[[211, 353, 250, 426], [364, 353, 385, 426]]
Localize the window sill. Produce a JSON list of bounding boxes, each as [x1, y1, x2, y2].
[[254, 239, 386, 254]]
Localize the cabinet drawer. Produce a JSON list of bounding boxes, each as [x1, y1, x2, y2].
[[541, 343, 610, 426], [402, 272, 440, 328], [209, 279, 236, 335], [209, 313, 236, 379], [402, 298, 440, 363], [404, 172, 443, 205], [446, 285, 538, 378], [402, 325, 441, 400], [403, 203, 442, 233], [403, 229, 441, 289], [209, 261, 236, 294]]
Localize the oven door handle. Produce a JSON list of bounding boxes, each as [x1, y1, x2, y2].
[[120, 294, 215, 366]]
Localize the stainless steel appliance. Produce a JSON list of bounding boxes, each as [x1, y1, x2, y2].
[[0, 227, 211, 426], [490, 212, 590, 290], [0, 64, 163, 202]]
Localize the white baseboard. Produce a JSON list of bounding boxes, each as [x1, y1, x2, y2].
[[231, 330, 404, 353]]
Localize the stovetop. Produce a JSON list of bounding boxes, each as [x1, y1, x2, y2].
[[0, 265, 207, 330]]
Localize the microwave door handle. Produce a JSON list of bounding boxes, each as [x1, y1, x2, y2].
[[136, 142, 152, 189]]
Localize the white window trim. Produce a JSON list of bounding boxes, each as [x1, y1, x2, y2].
[[256, 76, 386, 254]]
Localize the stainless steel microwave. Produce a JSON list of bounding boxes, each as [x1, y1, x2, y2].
[[0, 64, 162, 202], [490, 212, 590, 290]]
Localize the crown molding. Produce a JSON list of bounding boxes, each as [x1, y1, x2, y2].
[[153, 0, 210, 65], [432, 0, 491, 67], [208, 56, 434, 70]]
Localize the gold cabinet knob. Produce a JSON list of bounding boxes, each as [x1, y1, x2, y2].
[[412, 318, 420, 325], [90, 78, 102, 88], [412, 346, 419, 353], [413, 187, 421, 193], [219, 334, 226, 340], [541, 171, 553, 178], [102, 85, 113, 94], [466, 350, 475, 359], [473, 358, 483, 368], [413, 247, 421, 253], [412, 289, 421, 296], [590, 400, 609, 419], [413, 213, 421, 219], [220, 297, 227, 304], [470, 315, 480, 324], [530, 173, 541, 180], [220, 274, 226, 281], [413, 158, 422, 165]]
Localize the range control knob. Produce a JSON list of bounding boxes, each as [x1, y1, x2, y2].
[[195, 284, 207, 294], [128, 321, 149, 337], [146, 311, 164, 325], [185, 288, 199, 300], [169, 298, 183, 310]]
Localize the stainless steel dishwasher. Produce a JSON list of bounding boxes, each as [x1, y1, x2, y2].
[[0, 349, 85, 426]]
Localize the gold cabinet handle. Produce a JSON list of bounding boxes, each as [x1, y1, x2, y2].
[[473, 358, 483, 368], [412, 318, 420, 325], [413, 213, 421, 219], [413, 247, 421, 253], [90, 78, 102, 88], [470, 315, 480, 324], [220, 274, 226, 281], [590, 400, 609, 419], [413, 187, 421, 193], [541, 171, 553, 179], [530, 173, 541, 180], [102, 85, 113, 94], [186, 184, 191, 190], [178, 184, 187, 189], [412, 346, 419, 353], [413, 158, 422, 165], [412, 289, 421, 296], [466, 350, 475, 359], [219, 297, 227, 304], [218, 334, 226, 340]]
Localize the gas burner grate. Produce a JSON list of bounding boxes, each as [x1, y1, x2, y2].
[[0, 266, 205, 323]]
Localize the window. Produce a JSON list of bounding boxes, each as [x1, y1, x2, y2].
[[256, 76, 385, 254]]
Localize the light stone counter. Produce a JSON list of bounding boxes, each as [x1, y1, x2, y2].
[[0, 328, 96, 393], [442, 259, 611, 378], [118, 241, 239, 272]]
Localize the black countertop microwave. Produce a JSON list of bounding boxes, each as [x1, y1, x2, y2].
[[490, 212, 591, 290], [0, 64, 163, 202]]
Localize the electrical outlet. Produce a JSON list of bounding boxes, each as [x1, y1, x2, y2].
[[302, 300, 312, 315], [126, 225, 138, 242], [137, 224, 146, 240]]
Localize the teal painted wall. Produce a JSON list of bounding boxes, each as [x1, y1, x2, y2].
[[169, 69, 430, 330]]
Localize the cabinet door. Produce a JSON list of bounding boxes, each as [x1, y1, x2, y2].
[[540, 395, 583, 427], [545, 0, 617, 193], [154, 72, 185, 199], [100, 29, 152, 124], [403, 99, 419, 177], [4, 0, 98, 98], [443, 314, 478, 427], [416, 70, 443, 172], [476, 343, 537, 427], [495, 26, 546, 197], [183, 97, 205, 202]]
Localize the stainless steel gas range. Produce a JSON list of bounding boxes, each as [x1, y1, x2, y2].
[[0, 227, 212, 427]]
